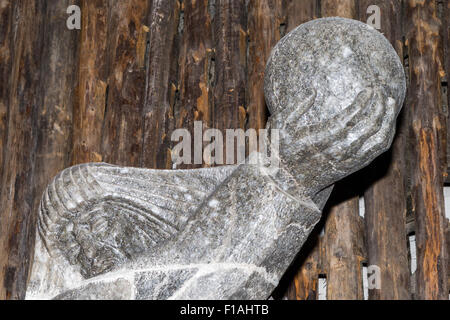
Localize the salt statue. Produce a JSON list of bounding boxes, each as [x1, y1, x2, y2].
[[26, 17, 406, 299]]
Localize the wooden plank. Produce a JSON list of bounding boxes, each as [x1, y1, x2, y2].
[[212, 0, 247, 162], [321, 0, 356, 19], [285, 0, 318, 32], [444, 0, 450, 184], [446, 0, 450, 121], [320, 0, 364, 300], [72, 0, 109, 165], [0, 0, 13, 195], [358, 0, 411, 300], [405, 0, 448, 300], [0, 0, 45, 299], [447, 221, 450, 288], [100, 1, 150, 166], [322, 183, 365, 300], [445, 0, 450, 290], [175, 0, 213, 169], [286, 234, 321, 300], [246, 0, 282, 133], [281, 0, 319, 300], [141, 0, 180, 169]]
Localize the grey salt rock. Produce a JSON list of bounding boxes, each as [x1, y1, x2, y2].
[[26, 17, 406, 300]]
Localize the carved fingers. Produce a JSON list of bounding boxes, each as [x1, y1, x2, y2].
[[278, 87, 398, 193], [323, 87, 396, 183], [287, 88, 375, 159], [269, 89, 317, 132]]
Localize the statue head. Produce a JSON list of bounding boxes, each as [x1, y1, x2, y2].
[[265, 17, 405, 120], [264, 17, 406, 194]]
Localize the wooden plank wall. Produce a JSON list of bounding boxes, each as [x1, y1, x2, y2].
[[0, 0, 448, 300]]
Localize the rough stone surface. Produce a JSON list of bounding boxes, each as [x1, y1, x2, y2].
[[26, 18, 406, 300]]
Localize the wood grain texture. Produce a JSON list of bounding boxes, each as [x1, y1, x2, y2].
[[285, 0, 318, 32], [175, 0, 213, 169], [72, 0, 109, 165], [100, 1, 150, 166], [405, 0, 448, 300], [447, 221, 450, 288], [286, 234, 321, 300], [141, 0, 180, 169], [0, 0, 13, 195], [359, 0, 411, 300], [322, 184, 365, 300], [212, 0, 247, 158], [246, 0, 282, 132], [447, 0, 450, 121], [321, 0, 356, 19], [445, 0, 450, 183], [445, 0, 450, 289], [0, 0, 45, 299]]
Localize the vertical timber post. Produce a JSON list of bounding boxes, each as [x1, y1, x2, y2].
[[359, 0, 411, 300], [405, 0, 448, 300]]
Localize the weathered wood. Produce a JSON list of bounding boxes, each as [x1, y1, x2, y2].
[[0, 0, 45, 299], [282, 0, 319, 300], [321, 0, 356, 19], [175, 0, 213, 169], [0, 0, 13, 195], [285, 0, 318, 32], [212, 0, 247, 161], [447, 221, 450, 288], [319, 0, 364, 300], [405, 0, 448, 300], [445, 0, 450, 183], [246, 0, 282, 132], [445, 0, 450, 290], [359, 0, 411, 300], [437, 0, 448, 181], [446, 0, 450, 120], [72, 0, 109, 165], [287, 234, 321, 300], [141, 0, 180, 169], [322, 183, 365, 300], [100, 1, 150, 166]]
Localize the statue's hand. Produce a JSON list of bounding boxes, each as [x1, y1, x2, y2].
[[269, 87, 397, 194]]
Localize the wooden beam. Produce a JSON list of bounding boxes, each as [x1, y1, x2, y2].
[[175, 0, 213, 169], [405, 0, 448, 300], [445, 0, 450, 185], [287, 234, 321, 300], [0, 0, 45, 299], [72, 0, 109, 165], [212, 0, 248, 154], [322, 182, 366, 300], [447, 221, 450, 289], [359, 0, 411, 300], [321, 0, 356, 19], [141, 0, 180, 169], [100, 1, 150, 166], [285, 0, 318, 33], [246, 0, 282, 132], [0, 0, 13, 196], [444, 0, 450, 292]]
